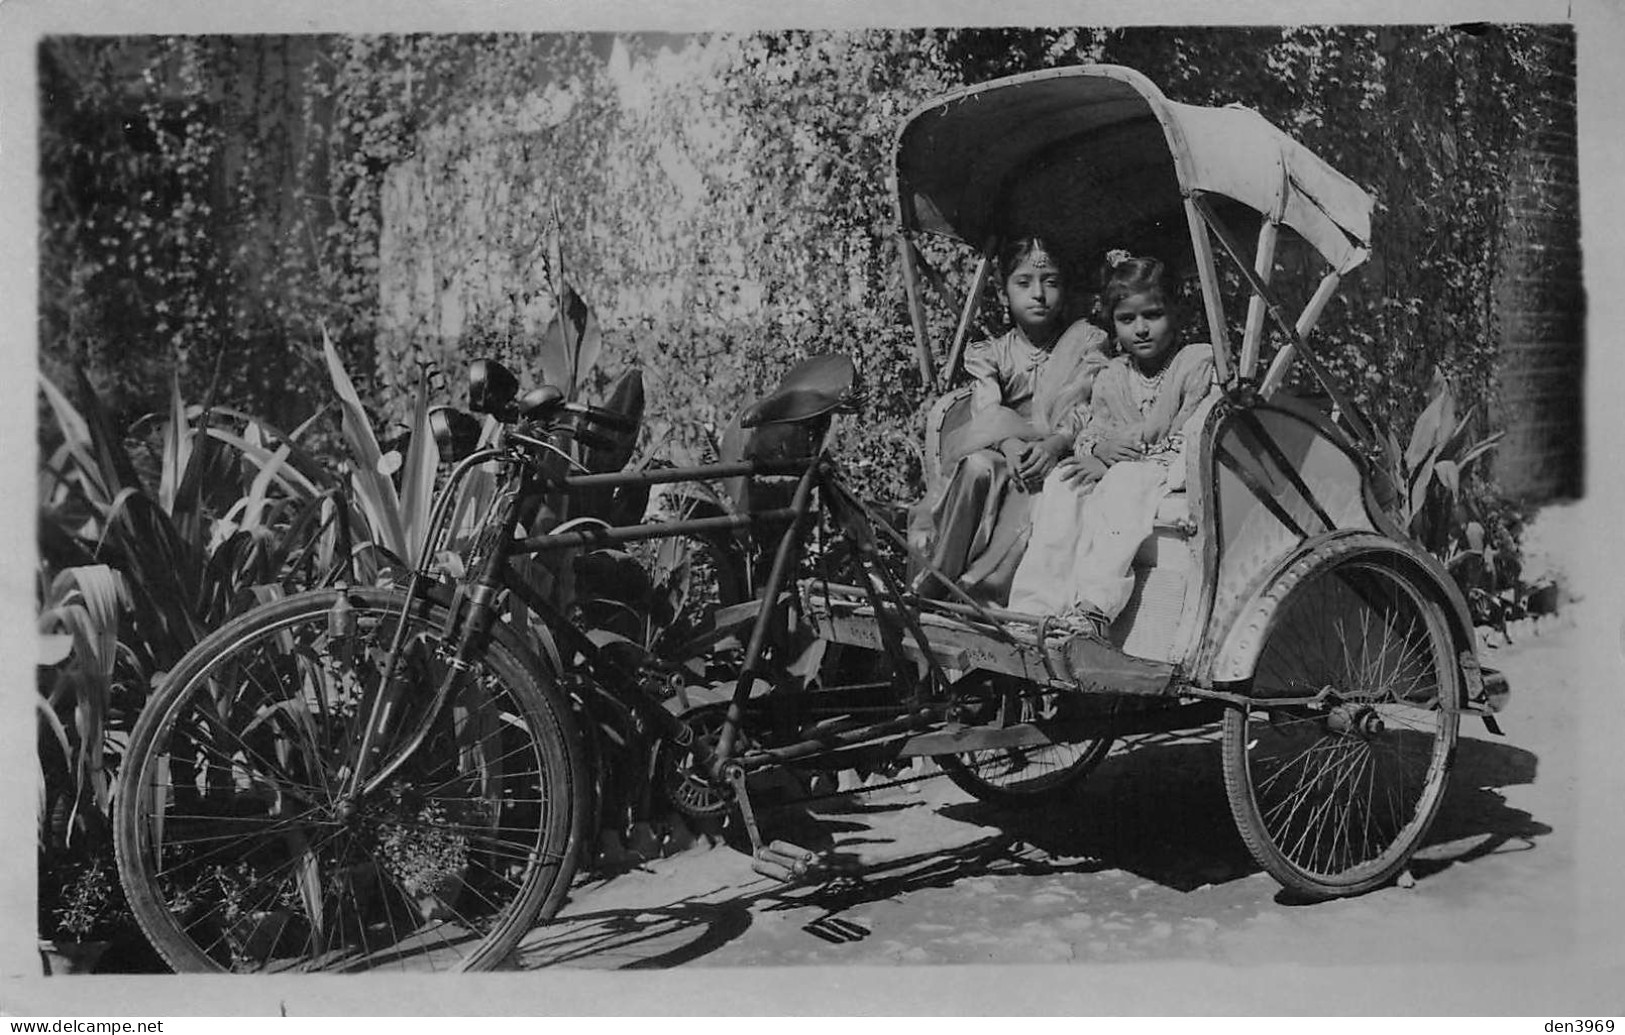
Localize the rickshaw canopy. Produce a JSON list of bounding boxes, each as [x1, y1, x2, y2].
[[894, 65, 1374, 274]]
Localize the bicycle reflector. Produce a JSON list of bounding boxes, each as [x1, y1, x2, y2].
[[429, 406, 482, 462]]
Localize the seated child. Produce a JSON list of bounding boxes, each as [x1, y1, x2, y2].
[[1006, 252, 1216, 625], [917, 235, 1110, 603]]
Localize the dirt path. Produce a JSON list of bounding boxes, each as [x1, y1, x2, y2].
[[510, 539, 1619, 1011]]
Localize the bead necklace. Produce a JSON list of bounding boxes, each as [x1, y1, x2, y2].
[[1131, 359, 1168, 413]]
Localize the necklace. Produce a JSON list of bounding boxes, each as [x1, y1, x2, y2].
[[1131, 361, 1167, 413]]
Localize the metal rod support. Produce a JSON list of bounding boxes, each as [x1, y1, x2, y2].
[[1239, 219, 1280, 379], [1191, 194, 1377, 448], [560, 457, 810, 492], [1183, 195, 1234, 388], [898, 234, 935, 388], [941, 235, 997, 391], [518, 507, 797, 554], [1262, 271, 1342, 397]]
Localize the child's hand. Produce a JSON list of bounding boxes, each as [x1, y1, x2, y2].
[[1016, 437, 1067, 490], [1058, 455, 1106, 487], [1094, 432, 1144, 465]]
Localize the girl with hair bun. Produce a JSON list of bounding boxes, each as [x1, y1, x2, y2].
[[1006, 252, 1216, 626]]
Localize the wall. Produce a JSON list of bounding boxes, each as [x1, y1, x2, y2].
[[1491, 27, 1583, 502]]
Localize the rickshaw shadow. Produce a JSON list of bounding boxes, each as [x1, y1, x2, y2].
[[512, 731, 1549, 968], [939, 726, 1550, 900], [1403, 731, 1549, 882], [942, 734, 1255, 894]]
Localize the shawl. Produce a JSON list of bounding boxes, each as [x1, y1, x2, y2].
[[1074, 342, 1216, 456], [943, 320, 1110, 466]]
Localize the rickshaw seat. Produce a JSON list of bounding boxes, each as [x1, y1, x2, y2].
[[740, 354, 858, 428], [924, 384, 1192, 534]]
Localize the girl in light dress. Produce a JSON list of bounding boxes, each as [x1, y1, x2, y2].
[[1006, 253, 1216, 627], [916, 236, 1110, 604]]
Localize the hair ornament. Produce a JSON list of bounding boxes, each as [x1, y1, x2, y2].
[[1105, 248, 1133, 269]]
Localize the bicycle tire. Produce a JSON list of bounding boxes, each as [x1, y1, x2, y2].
[[937, 736, 1114, 808], [1220, 554, 1460, 898], [114, 586, 587, 972]]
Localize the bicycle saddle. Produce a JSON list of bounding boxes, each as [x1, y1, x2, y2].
[[739, 354, 857, 428]]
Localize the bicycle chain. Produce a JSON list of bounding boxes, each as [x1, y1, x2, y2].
[[750, 750, 1018, 811]]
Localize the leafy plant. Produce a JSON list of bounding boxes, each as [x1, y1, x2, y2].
[[49, 855, 127, 942], [374, 797, 471, 899], [319, 328, 440, 578], [36, 565, 129, 852], [1383, 368, 1505, 557]]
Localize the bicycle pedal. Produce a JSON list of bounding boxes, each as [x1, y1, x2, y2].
[[752, 840, 818, 883]]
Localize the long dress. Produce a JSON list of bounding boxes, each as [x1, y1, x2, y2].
[[1007, 342, 1216, 620], [919, 320, 1109, 603]]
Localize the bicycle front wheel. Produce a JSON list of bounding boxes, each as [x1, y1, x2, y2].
[[115, 587, 587, 973]]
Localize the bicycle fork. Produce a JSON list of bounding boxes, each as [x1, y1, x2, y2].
[[340, 455, 528, 803]]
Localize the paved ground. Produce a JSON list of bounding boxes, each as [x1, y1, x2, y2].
[[489, 502, 1625, 1012], [518, 612, 1576, 972]]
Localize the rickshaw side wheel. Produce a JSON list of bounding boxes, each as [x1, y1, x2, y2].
[[936, 736, 1114, 808], [1220, 554, 1461, 899]]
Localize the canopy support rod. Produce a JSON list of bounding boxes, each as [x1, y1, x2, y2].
[[1238, 220, 1280, 380], [1182, 196, 1234, 389], [1190, 194, 1377, 449], [939, 235, 998, 391], [1240, 160, 1289, 381], [1261, 271, 1342, 397], [898, 234, 935, 389]]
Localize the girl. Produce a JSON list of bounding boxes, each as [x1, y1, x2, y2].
[[1006, 253, 1215, 625], [916, 236, 1111, 604]]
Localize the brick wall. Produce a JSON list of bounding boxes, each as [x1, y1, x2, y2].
[[1492, 26, 1583, 502]]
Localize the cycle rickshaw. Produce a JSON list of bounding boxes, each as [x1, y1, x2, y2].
[[113, 65, 1510, 973]]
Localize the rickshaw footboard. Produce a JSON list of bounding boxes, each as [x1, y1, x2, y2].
[[800, 581, 1177, 696]]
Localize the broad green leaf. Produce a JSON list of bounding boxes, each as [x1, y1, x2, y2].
[[538, 278, 602, 401], [1456, 430, 1505, 470], [38, 374, 108, 504], [158, 371, 191, 515], [35, 696, 74, 780], [204, 427, 324, 499], [1408, 454, 1435, 527], [322, 328, 407, 560], [1432, 458, 1460, 498], [72, 366, 144, 502], [1403, 373, 1452, 473], [41, 565, 125, 827], [397, 372, 440, 564]]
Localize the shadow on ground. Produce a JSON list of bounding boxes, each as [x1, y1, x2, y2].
[[515, 726, 1549, 968]]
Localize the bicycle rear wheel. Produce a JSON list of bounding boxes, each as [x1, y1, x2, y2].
[[114, 587, 586, 972]]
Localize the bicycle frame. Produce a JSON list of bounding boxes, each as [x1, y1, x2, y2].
[[347, 413, 959, 811]]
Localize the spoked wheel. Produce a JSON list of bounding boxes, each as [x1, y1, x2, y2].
[[1221, 553, 1461, 899], [114, 587, 587, 973], [936, 680, 1113, 808]]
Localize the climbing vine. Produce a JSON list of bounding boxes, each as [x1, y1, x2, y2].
[[40, 26, 1567, 504]]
